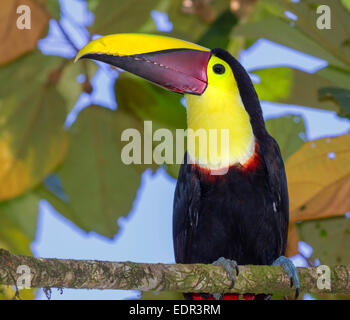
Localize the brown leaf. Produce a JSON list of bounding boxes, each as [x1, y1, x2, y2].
[[286, 223, 299, 257], [292, 175, 350, 223], [0, 0, 49, 66], [286, 133, 350, 222], [298, 215, 350, 265]]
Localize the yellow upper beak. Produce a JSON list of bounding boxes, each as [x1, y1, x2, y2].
[[75, 33, 209, 62]]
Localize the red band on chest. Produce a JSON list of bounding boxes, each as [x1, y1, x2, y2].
[[192, 141, 261, 182], [241, 142, 261, 172]]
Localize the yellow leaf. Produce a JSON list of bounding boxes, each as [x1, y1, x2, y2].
[[0, 286, 35, 300], [0, 0, 49, 66], [0, 193, 39, 300], [292, 175, 350, 223], [0, 87, 69, 201], [286, 133, 350, 222]]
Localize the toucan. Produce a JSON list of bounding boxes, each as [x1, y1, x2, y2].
[[75, 33, 299, 300]]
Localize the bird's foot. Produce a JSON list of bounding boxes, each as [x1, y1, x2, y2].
[[272, 256, 300, 299], [212, 257, 239, 300]]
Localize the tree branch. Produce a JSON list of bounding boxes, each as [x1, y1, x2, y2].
[[1, 249, 349, 296]]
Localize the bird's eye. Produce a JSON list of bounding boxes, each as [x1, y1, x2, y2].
[[213, 64, 225, 75]]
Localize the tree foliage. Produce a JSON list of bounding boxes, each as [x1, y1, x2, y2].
[[0, 0, 349, 299]]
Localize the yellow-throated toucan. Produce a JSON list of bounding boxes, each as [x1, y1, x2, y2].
[[75, 33, 299, 300]]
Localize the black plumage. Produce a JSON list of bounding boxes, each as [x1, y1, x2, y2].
[[172, 49, 289, 296]]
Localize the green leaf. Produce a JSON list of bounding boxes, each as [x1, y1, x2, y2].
[[265, 114, 306, 161], [0, 192, 39, 255], [166, 0, 228, 42], [45, 0, 61, 20], [298, 215, 350, 265], [87, 0, 99, 12], [280, 0, 350, 55], [0, 50, 62, 100], [0, 287, 35, 300], [115, 73, 187, 179], [257, 67, 341, 112], [243, 8, 350, 114], [253, 67, 293, 102], [0, 213, 32, 256], [233, 16, 349, 70], [251, 62, 350, 115], [342, 0, 350, 11], [317, 65, 350, 91], [318, 87, 350, 118], [56, 106, 144, 238], [0, 192, 38, 300], [57, 60, 98, 112], [233, 0, 350, 71], [198, 10, 238, 50], [115, 74, 186, 131], [89, 0, 161, 35], [0, 51, 68, 200], [0, 85, 68, 201]]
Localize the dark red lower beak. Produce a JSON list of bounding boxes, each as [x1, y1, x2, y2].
[[81, 49, 210, 95]]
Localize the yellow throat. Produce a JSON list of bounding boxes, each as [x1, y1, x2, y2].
[[185, 55, 255, 170]]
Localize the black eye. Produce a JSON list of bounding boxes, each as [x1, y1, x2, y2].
[[213, 64, 225, 75]]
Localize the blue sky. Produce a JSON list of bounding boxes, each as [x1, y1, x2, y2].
[[32, 0, 350, 300]]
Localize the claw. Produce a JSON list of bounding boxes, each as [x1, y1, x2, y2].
[[213, 293, 223, 300], [213, 257, 239, 292], [272, 256, 300, 299]]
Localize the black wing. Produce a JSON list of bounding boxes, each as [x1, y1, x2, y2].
[[259, 134, 290, 256], [172, 154, 201, 263]]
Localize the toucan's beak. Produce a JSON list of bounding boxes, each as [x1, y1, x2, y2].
[[75, 33, 211, 95]]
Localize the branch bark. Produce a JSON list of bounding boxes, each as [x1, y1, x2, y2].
[[1, 249, 349, 296]]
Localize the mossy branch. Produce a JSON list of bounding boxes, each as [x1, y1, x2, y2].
[[0, 249, 349, 296]]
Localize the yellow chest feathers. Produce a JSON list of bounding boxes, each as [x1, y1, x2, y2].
[[185, 75, 254, 170]]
